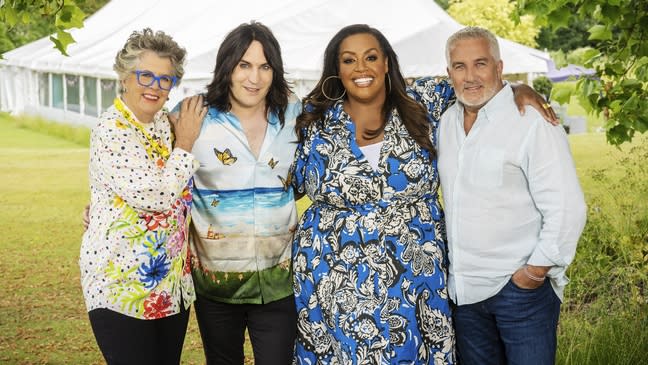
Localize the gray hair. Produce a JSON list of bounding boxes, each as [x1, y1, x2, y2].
[[113, 28, 186, 93], [445, 26, 501, 65]]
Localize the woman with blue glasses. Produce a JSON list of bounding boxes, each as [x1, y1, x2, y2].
[[80, 28, 207, 365]]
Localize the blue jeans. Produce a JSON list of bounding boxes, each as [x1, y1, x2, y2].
[[454, 278, 561, 365]]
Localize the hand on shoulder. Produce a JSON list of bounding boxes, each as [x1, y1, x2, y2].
[[169, 95, 207, 152]]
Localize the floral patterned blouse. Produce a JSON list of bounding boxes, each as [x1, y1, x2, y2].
[[291, 78, 456, 364], [80, 101, 199, 319]]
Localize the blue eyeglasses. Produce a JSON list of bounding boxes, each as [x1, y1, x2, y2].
[[131, 70, 178, 90]]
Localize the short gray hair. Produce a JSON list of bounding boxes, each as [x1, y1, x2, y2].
[[113, 28, 186, 93], [445, 26, 501, 65]]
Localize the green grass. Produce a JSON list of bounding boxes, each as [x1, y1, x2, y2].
[[0, 114, 210, 364], [0, 113, 646, 364]]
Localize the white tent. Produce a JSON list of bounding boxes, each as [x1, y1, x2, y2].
[[0, 0, 549, 126]]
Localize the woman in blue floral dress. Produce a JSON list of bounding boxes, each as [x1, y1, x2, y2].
[[290, 24, 553, 364], [290, 24, 455, 364]]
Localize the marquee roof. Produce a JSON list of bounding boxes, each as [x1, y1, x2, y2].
[[2, 0, 549, 81]]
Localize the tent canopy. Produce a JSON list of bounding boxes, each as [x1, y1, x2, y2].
[[545, 60, 596, 83], [3, 0, 548, 82], [0, 0, 550, 124]]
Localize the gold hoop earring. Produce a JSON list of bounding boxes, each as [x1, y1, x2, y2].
[[321, 75, 346, 101], [386, 73, 392, 94]]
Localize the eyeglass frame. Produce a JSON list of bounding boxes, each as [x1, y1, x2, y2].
[[131, 70, 178, 91]]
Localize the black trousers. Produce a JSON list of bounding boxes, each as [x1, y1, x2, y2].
[[88, 307, 190, 365], [194, 294, 297, 365]]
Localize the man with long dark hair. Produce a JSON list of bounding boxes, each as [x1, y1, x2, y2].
[[185, 21, 299, 365]]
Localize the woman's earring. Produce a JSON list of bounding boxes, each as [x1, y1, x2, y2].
[[321, 75, 346, 101]]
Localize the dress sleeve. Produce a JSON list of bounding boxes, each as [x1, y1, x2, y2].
[[90, 115, 199, 212], [408, 77, 456, 122], [407, 77, 455, 148], [290, 126, 310, 195]]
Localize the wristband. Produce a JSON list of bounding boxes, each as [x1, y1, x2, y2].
[[523, 266, 546, 282]]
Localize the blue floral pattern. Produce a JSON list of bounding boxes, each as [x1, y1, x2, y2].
[[291, 78, 456, 364], [138, 253, 170, 289]]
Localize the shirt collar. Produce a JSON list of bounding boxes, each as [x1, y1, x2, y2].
[[478, 82, 515, 124], [207, 106, 281, 133]]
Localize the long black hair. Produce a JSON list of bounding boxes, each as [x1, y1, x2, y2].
[[205, 21, 291, 126], [296, 24, 434, 154]]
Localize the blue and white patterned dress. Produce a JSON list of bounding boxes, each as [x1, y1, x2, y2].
[[291, 78, 456, 364]]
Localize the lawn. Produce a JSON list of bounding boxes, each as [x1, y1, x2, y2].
[[0, 113, 645, 364], [0, 116, 206, 365]]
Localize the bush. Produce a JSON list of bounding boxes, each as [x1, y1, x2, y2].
[[533, 76, 553, 100], [558, 139, 648, 364], [570, 142, 648, 309]]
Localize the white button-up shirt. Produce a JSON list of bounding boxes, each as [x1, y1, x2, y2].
[[437, 84, 587, 305]]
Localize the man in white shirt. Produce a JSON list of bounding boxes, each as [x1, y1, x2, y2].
[[437, 27, 587, 365]]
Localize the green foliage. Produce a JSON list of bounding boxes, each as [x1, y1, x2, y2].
[[0, 0, 108, 56], [573, 141, 648, 309], [518, 0, 648, 146], [536, 16, 597, 52], [558, 136, 648, 363], [550, 47, 599, 70], [558, 309, 648, 364], [532, 76, 553, 99], [550, 82, 607, 132], [566, 47, 597, 66], [434, 0, 451, 9], [448, 0, 540, 47], [0, 0, 87, 56]]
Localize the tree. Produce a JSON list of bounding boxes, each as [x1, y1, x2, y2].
[[517, 0, 648, 146], [536, 17, 597, 52], [447, 0, 540, 47], [0, 0, 92, 57]]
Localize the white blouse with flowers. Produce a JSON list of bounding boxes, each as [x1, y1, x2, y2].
[[80, 100, 199, 319]]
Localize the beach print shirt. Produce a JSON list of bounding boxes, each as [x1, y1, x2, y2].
[[187, 102, 301, 304], [80, 102, 199, 319]]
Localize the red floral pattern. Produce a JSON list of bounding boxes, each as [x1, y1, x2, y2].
[[143, 291, 173, 319]]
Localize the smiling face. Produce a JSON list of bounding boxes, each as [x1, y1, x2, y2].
[[229, 40, 273, 114], [447, 37, 504, 111], [121, 51, 174, 123], [337, 33, 389, 104]]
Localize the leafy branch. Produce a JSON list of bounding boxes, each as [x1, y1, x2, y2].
[[0, 0, 86, 57], [518, 0, 648, 146]]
